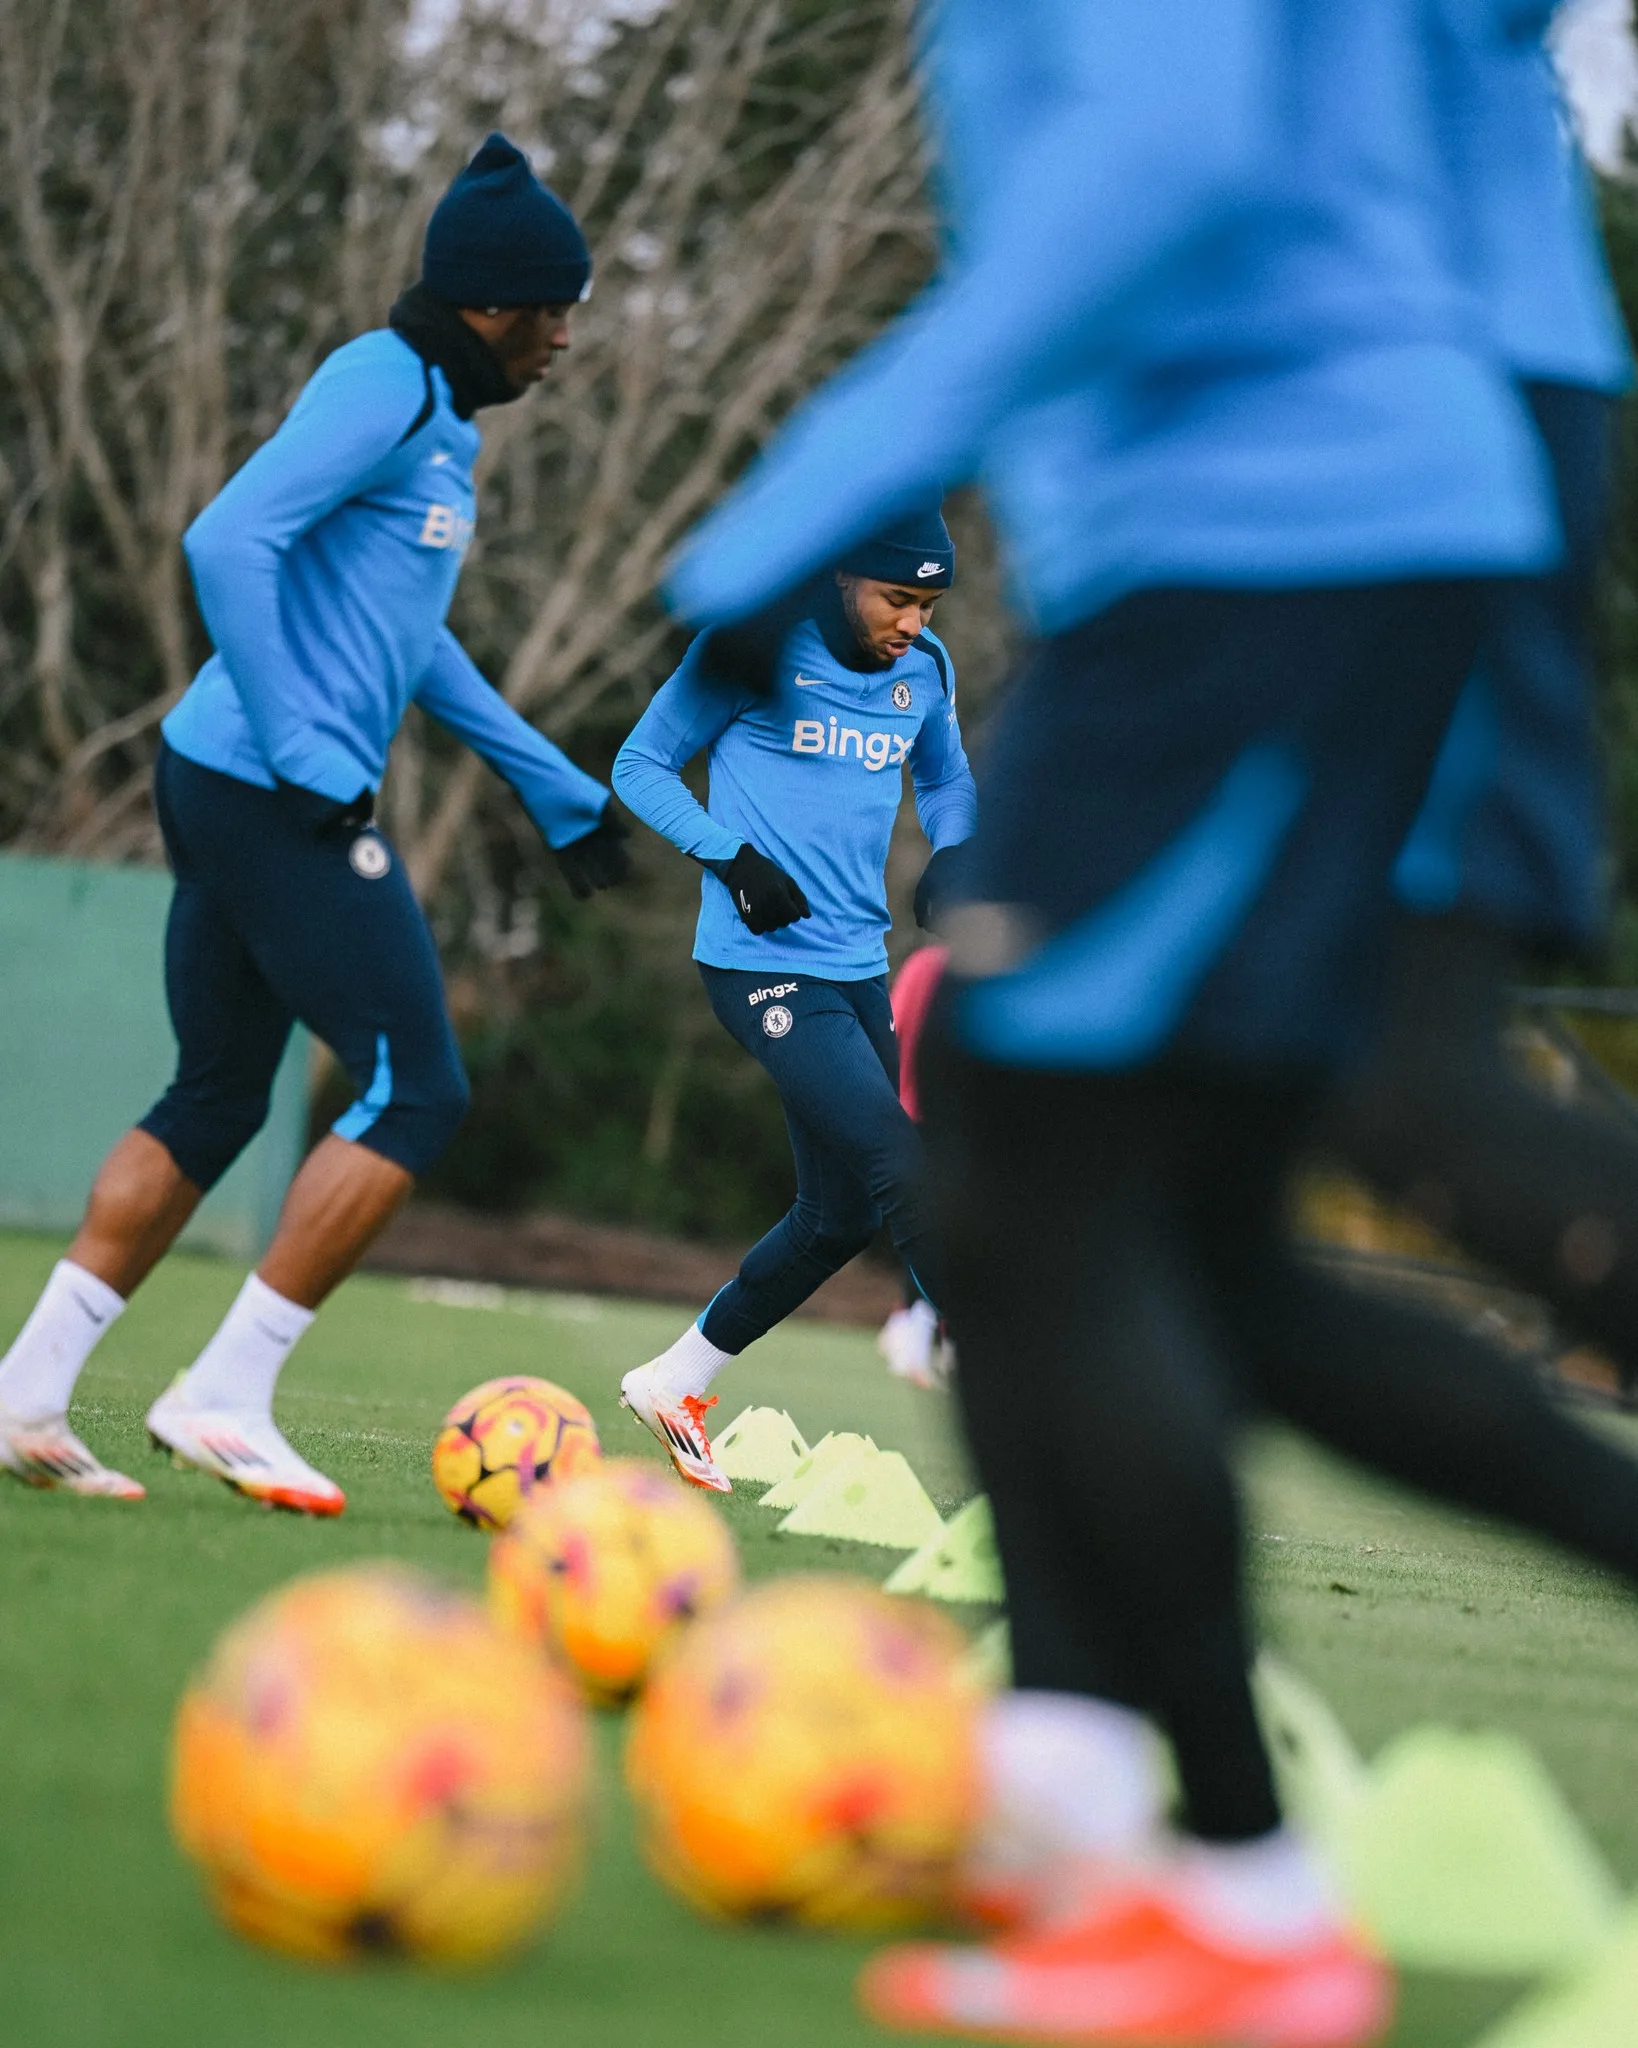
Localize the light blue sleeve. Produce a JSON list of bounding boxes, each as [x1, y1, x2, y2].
[[182, 345, 431, 799], [910, 647, 978, 850], [666, 0, 1265, 625], [414, 630, 609, 848], [611, 639, 749, 866]]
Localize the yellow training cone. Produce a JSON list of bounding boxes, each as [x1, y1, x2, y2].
[[1252, 1655, 1370, 1865], [776, 1448, 944, 1550], [885, 1494, 1004, 1603], [1343, 1726, 1621, 1976], [1469, 1902, 1638, 2047], [712, 1406, 809, 1486], [758, 1431, 875, 1512]]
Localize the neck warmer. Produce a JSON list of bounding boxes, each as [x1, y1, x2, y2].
[[387, 282, 521, 419], [815, 577, 890, 672]]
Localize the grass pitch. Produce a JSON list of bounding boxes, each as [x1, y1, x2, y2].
[[2, 1232, 1637, 2048]]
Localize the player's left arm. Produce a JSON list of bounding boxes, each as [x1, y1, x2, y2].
[[908, 642, 978, 930], [666, 0, 1266, 627], [414, 631, 630, 898], [414, 631, 609, 847]]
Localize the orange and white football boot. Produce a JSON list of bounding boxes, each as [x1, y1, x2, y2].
[[146, 1381, 344, 1515], [618, 1362, 731, 1492], [0, 1403, 145, 1499], [860, 1877, 1393, 2046]]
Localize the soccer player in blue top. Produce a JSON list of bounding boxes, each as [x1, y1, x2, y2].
[[651, 4, 1638, 2040], [610, 506, 975, 1491], [0, 135, 628, 1515]]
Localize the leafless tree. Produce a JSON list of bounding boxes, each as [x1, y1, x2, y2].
[[0, 0, 1022, 1220], [0, 0, 1015, 888]]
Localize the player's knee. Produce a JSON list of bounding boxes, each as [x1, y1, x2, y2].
[[783, 1197, 877, 1276], [352, 1064, 470, 1179], [810, 1224, 879, 1275], [138, 1087, 272, 1194]]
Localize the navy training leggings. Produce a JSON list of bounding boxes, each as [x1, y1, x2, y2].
[[696, 965, 931, 1353]]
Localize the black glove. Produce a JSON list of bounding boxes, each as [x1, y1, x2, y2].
[[913, 841, 968, 931], [710, 843, 812, 934], [275, 779, 375, 838], [695, 576, 828, 698], [553, 804, 633, 900]]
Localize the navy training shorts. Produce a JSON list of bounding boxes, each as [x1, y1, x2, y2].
[[139, 742, 469, 1189], [1397, 383, 1617, 955], [949, 578, 1490, 1076]]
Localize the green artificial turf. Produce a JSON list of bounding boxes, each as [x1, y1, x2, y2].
[[2, 1229, 1638, 2048]]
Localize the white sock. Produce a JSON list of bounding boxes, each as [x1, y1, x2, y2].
[[1174, 1827, 1340, 1951], [174, 1274, 314, 1415], [0, 1260, 127, 1421], [647, 1318, 733, 1400], [976, 1690, 1166, 1866]]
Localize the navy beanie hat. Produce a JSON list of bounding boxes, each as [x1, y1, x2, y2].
[[837, 502, 955, 589], [422, 133, 592, 308]]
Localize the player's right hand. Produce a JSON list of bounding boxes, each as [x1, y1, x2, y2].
[[553, 803, 633, 899], [719, 843, 811, 934]]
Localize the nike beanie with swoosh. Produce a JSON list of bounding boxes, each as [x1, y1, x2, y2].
[[836, 501, 955, 589]]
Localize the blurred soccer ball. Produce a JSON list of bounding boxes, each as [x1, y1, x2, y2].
[[489, 1456, 740, 1706], [170, 1563, 591, 1964], [432, 1374, 602, 1530], [625, 1574, 980, 1929]]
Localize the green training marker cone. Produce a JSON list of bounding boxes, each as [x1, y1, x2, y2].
[[776, 1448, 945, 1549], [1342, 1726, 1621, 1976], [884, 1494, 1004, 1602], [712, 1406, 809, 1486], [1469, 1902, 1638, 2048], [962, 1618, 1012, 1691], [1252, 1655, 1369, 1864], [758, 1431, 876, 1512]]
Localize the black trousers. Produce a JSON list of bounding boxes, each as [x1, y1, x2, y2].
[[925, 1027, 1638, 1843]]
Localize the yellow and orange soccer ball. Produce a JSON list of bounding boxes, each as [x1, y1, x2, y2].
[[431, 1374, 601, 1530], [626, 1574, 980, 1931], [170, 1564, 591, 1964], [490, 1456, 741, 1706]]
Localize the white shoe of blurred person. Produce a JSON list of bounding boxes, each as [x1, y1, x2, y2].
[[957, 1689, 1171, 1927], [146, 1381, 344, 1516], [878, 1297, 945, 1389], [0, 1403, 145, 1500], [619, 1359, 732, 1492]]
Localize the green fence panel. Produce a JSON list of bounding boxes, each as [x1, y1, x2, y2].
[[0, 851, 308, 1259]]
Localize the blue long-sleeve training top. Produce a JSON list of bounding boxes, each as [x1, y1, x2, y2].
[[666, 0, 1560, 637], [163, 329, 608, 848], [613, 620, 976, 978], [1434, 18, 1629, 392]]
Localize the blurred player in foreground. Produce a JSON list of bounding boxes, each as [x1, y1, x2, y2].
[[876, 941, 951, 1390], [611, 509, 974, 1490], [0, 136, 629, 1513], [660, 3, 1635, 2041]]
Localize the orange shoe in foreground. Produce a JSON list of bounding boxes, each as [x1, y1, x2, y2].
[[859, 1885, 1393, 2047]]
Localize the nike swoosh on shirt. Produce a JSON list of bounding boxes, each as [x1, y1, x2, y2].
[[793, 674, 828, 687]]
